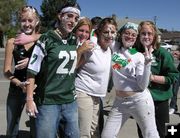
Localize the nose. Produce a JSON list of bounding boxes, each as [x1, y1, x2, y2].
[[108, 32, 112, 36], [24, 21, 30, 26], [82, 31, 88, 36]]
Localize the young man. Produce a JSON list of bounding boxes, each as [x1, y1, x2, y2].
[[25, 1, 81, 138]]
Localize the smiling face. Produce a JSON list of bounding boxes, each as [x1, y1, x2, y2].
[[75, 24, 90, 43], [121, 28, 137, 48], [20, 7, 39, 35], [59, 12, 80, 34], [139, 24, 155, 48], [98, 23, 117, 49]]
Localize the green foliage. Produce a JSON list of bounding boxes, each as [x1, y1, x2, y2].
[[40, 0, 67, 32], [0, 0, 27, 38]]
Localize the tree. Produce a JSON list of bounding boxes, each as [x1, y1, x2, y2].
[[0, 0, 27, 38], [40, 0, 67, 32]]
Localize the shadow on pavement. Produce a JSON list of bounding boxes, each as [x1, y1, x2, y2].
[[0, 130, 30, 138], [174, 112, 180, 117]]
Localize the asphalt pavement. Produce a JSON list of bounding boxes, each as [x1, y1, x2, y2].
[[0, 48, 180, 138]]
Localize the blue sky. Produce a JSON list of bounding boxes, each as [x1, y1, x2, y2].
[[28, 0, 180, 31]]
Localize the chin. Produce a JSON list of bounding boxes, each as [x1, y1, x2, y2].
[[101, 45, 109, 51], [24, 31, 33, 35]]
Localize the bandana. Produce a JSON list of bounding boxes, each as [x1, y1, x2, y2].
[[61, 7, 80, 16], [120, 22, 138, 33]]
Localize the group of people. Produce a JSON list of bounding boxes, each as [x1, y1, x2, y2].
[[3, 0, 179, 138]]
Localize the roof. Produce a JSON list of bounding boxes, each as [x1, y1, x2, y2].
[[161, 32, 180, 40], [115, 17, 162, 35]]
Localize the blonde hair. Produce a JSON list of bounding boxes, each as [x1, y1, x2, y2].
[[19, 5, 40, 33], [73, 17, 92, 34]]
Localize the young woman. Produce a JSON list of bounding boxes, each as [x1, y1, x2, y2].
[[73, 17, 92, 45], [75, 17, 117, 138], [135, 21, 179, 138], [3, 5, 40, 138], [101, 22, 159, 138], [25, 1, 81, 138]]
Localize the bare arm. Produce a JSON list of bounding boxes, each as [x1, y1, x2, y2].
[[76, 40, 94, 68], [3, 38, 30, 91], [3, 38, 15, 79], [150, 74, 165, 84], [26, 76, 38, 117], [14, 33, 41, 45]]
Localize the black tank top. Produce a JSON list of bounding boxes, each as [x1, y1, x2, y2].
[[13, 45, 34, 81]]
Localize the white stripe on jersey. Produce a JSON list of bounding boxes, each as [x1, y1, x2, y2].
[[28, 40, 46, 74]]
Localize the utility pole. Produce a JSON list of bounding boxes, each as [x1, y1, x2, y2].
[[154, 16, 157, 26]]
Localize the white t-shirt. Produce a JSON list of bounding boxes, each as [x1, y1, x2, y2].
[[112, 42, 151, 92], [75, 45, 111, 97]]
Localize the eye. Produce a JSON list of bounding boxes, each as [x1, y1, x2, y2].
[[21, 19, 26, 22], [123, 32, 137, 38], [78, 29, 84, 32], [28, 19, 33, 23], [141, 32, 153, 36], [75, 17, 79, 22]]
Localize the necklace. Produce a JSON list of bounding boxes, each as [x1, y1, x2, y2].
[[55, 28, 62, 39], [55, 28, 67, 44]]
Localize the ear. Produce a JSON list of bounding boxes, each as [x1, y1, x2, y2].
[[57, 13, 64, 21], [57, 13, 63, 20]]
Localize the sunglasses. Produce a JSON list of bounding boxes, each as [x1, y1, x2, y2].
[[22, 5, 37, 13]]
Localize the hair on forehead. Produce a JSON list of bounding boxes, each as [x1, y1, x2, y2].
[[97, 17, 118, 31], [19, 5, 41, 33], [19, 5, 39, 20], [73, 17, 92, 33]]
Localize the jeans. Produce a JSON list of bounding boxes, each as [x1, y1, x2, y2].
[[101, 89, 159, 138], [35, 100, 79, 138], [99, 98, 104, 135], [170, 74, 180, 111], [6, 91, 26, 138]]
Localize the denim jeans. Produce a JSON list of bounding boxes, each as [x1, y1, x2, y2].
[[6, 91, 26, 138], [170, 73, 180, 111], [101, 89, 159, 138], [35, 100, 79, 138]]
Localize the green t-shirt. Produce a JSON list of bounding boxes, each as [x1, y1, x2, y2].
[[27, 30, 77, 105]]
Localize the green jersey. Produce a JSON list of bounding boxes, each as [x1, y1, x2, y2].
[[27, 30, 77, 105]]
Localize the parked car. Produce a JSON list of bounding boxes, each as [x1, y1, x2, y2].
[[160, 42, 173, 52]]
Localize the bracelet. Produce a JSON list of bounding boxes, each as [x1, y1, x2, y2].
[[26, 97, 34, 101], [10, 76, 15, 80]]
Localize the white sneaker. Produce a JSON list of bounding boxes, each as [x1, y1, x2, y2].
[[169, 108, 175, 114]]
